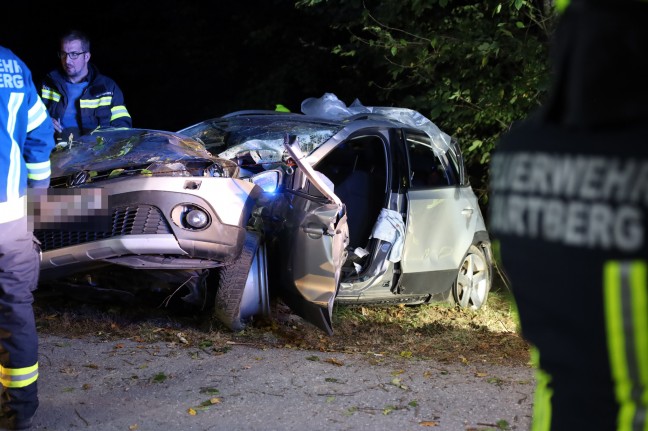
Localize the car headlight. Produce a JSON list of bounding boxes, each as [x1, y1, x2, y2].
[[186, 209, 209, 229], [171, 204, 211, 231]]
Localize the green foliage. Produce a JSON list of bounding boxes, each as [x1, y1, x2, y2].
[[295, 0, 559, 201]]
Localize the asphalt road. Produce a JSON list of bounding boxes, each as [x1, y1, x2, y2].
[[27, 334, 535, 431]]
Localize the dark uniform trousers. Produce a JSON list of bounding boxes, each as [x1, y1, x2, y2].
[[489, 120, 648, 431], [0, 216, 40, 421]]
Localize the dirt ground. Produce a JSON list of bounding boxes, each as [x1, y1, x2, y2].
[[31, 334, 534, 431], [26, 291, 535, 431]]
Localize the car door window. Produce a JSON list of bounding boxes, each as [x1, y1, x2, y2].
[[405, 132, 459, 189]]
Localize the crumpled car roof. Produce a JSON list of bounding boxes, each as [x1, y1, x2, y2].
[[180, 114, 342, 163], [301, 93, 454, 157], [180, 93, 457, 165]]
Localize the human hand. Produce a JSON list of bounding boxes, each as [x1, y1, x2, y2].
[[52, 117, 62, 133]]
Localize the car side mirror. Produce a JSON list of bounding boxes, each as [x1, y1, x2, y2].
[[251, 170, 280, 193]]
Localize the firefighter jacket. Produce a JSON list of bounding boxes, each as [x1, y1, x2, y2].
[[0, 46, 55, 224], [488, 1, 648, 430], [41, 63, 131, 136]]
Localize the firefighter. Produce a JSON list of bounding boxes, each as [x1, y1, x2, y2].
[[0, 45, 55, 429], [41, 29, 131, 143], [488, 0, 648, 429]]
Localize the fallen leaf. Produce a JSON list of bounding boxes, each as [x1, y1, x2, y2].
[[475, 372, 488, 377], [193, 406, 210, 412], [152, 372, 167, 383], [391, 369, 405, 376], [198, 340, 213, 349], [383, 405, 396, 415], [400, 350, 413, 358], [419, 420, 439, 427], [128, 425, 139, 430], [187, 408, 197, 416], [324, 358, 344, 366], [344, 407, 358, 416]]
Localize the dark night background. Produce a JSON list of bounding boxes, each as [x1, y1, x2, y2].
[[3, 1, 380, 132]]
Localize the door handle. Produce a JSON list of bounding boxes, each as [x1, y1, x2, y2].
[[461, 208, 474, 217], [303, 226, 325, 235], [303, 223, 331, 238]]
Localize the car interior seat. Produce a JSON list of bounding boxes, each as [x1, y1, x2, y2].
[[330, 138, 387, 249]]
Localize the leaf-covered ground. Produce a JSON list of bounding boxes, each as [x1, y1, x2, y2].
[[34, 285, 530, 369]]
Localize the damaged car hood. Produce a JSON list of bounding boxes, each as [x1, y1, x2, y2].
[[50, 127, 239, 181]]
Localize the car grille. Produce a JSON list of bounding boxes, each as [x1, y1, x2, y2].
[[35, 205, 172, 252]]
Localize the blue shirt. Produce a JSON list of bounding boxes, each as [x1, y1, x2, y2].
[[60, 81, 88, 129]]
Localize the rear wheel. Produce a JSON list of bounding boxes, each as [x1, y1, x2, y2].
[[214, 231, 269, 331], [450, 244, 491, 310]]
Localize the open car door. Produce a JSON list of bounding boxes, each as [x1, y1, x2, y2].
[[276, 135, 349, 335]]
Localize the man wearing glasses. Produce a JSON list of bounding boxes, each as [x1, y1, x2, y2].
[[41, 29, 131, 143]]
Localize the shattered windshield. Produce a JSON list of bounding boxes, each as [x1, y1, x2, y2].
[[50, 128, 237, 179], [179, 115, 342, 169]]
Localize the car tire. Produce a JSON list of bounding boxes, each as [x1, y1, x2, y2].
[[450, 244, 491, 310], [214, 231, 262, 331]]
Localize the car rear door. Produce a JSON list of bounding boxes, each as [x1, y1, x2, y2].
[[274, 136, 349, 335], [397, 131, 481, 295]]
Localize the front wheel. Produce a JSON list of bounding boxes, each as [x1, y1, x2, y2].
[[450, 244, 491, 310], [214, 231, 269, 331]]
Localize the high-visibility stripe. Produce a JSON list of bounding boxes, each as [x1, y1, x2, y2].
[[555, 0, 570, 13], [41, 88, 60, 102], [530, 347, 553, 431], [0, 363, 38, 388], [26, 160, 51, 180], [604, 260, 648, 431], [110, 105, 131, 121], [80, 96, 113, 109], [5, 93, 23, 202], [27, 97, 49, 132]]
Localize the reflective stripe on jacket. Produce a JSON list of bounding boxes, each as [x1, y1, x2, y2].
[[0, 46, 55, 221], [41, 63, 132, 135]]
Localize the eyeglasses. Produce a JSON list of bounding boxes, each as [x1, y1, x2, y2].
[[57, 51, 87, 60]]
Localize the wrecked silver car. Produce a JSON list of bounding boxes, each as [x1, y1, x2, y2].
[[179, 94, 494, 333], [35, 95, 492, 335], [34, 129, 266, 308]]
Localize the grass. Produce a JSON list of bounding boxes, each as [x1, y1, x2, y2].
[[33, 281, 530, 368]]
